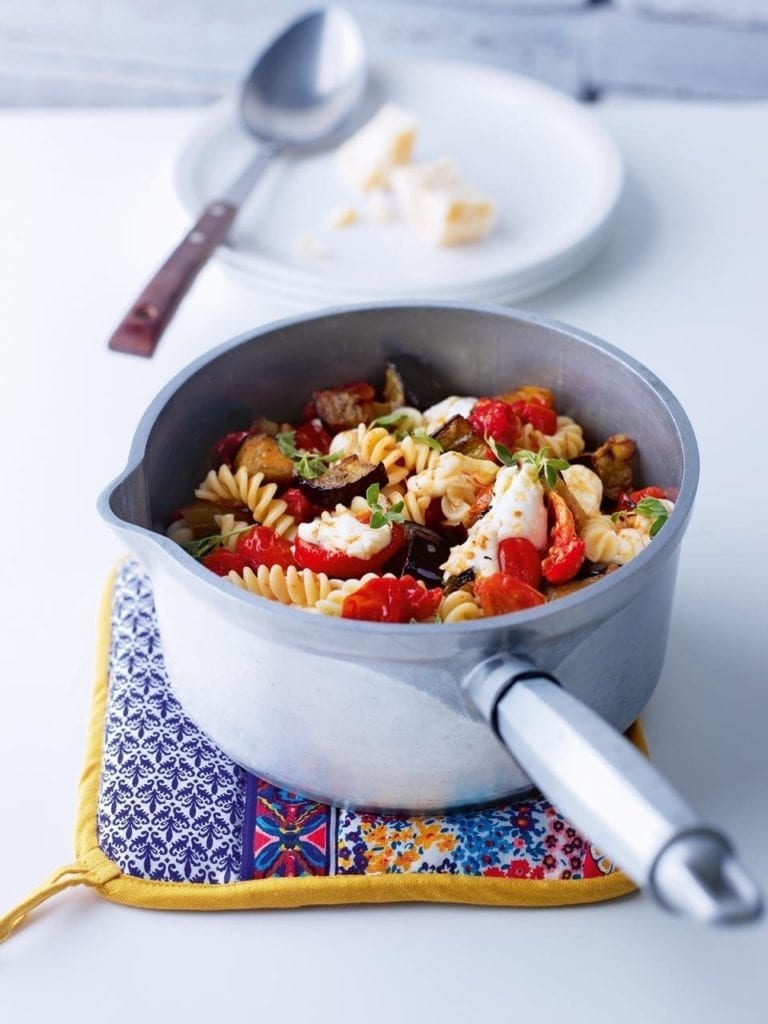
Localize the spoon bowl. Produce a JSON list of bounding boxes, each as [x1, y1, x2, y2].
[[241, 7, 367, 149]]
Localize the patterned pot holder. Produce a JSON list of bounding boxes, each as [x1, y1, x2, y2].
[[1, 560, 641, 943]]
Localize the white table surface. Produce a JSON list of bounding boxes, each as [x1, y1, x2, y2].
[[1, 98, 767, 1021]]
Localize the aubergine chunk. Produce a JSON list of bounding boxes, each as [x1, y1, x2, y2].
[[313, 386, 377, 432], [382, 363, 406, 408], [385, 354, 447, 409], [431, 415, 489, 459], [298, 456, 387, 509], [381, 524, 452, 587], [234, 433, 295, 484], [177, 499, 252, 538], [590, 434, 637, 500]]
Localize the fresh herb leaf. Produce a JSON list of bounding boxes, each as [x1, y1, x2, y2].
[[490, 439, 517, 467], [635, 497, 669, 537], [276, 430, 299, 459], [277, 428, 340, 480], [372, 410, 409, 428], [490, 442, 569, 487], [411, 431, 443, 452], [366, 484, 405, 529], [181, 526, 252, 561]]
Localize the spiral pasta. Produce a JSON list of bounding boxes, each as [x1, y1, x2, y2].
[[195, 465, 297, 538], [167, 519, 194, 545], [562, 465, 603, 518], [580, 516, 649, 564], [398, 434, 441, 475], [213, 512, 252, 551], [518, 416, 585, 460], [438, 589, 484, 623], [228, 564, 336, 607], [407, 451, 498, 526], [357, 426, 410, 485]]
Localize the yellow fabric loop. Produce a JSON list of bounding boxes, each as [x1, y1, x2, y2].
[[1, 861, 89, 943]]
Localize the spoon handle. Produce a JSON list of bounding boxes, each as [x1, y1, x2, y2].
[[108, 201, 237, 358]]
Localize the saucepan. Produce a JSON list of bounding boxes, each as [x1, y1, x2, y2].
[[98, 302, 762, 924]]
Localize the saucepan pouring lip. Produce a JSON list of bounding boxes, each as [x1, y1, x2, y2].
[[98, 300, 700, 638]]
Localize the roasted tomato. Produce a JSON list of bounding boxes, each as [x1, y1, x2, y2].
[[202, 549, 250, 576], [510, 400, 557, 436], [541, 491, 585, 584], [498, 537, 542, 590], [475, 573, 546, 616], [293, 523, 405, 579], [615, 485, 669, 512], [236, 526, 297, 570], [294, 418, 332, 455], [341, 575, 442, 623], [281, 487, 318, 523], [211, 430, 250, 468], [469, 398, 521, 450]]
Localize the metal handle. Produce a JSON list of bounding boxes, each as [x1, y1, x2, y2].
[[464, 655, 762, 924]]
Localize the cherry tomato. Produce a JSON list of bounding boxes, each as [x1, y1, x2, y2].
[[294, 523, 405, 579], [281, 487, 318, 523], [236, 526, 297, 570], [510, 400, 558, 436], [541, 491, 585, 584], [211, 430, 250, 468], [294, 418, 332, 455], [202, 549, 250, 576], [469, 398, 521, 450], [615, 485, 669, 512], [498, 537, 542, 589], [475, 573, 546, 616], [341, 575, 442, 623]]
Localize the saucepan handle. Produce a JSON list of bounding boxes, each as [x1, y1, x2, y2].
[[464, 655, 762, 924]]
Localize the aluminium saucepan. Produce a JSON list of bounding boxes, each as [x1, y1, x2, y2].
[[99, 302, 762, 924]]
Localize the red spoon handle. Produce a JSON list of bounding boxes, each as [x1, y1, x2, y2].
[[108, 201, 237, 358]]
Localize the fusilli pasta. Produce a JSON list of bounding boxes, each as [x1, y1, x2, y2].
[[228, 565, 336, 607], [196, 465, 297, 538], [518, 416, 585, 460]]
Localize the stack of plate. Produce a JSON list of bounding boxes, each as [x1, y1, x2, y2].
[[174, 61, 624, 306]]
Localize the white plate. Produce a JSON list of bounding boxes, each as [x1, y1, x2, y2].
[[175, 59, 624, 304]]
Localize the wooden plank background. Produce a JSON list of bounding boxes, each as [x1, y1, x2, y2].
[[1, 0, 767, 105]]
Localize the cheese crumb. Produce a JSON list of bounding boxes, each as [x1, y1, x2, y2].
[[296, 234, 329, 261], [336, 103, 417, 193], [326, 205, 358, 230], [390, 158, 495, 246]]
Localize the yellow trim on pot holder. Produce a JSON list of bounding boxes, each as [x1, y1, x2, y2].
[[0, 566, 643, 943]]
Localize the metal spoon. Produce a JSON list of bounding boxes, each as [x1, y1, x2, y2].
[[109, 8, 367, 357]]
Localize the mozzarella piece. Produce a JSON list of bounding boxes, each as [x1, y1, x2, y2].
[[441, 463, 547, 579], [422, 395, 478, 433], [336, 103, 417, 193], [297, 505, 392, 560], [390, 158, 495, 246]]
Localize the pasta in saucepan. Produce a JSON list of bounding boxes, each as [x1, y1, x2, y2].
[[167, 366, 674, 623]]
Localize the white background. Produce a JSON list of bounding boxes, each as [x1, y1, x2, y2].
[[1, 99, 767, 1020]]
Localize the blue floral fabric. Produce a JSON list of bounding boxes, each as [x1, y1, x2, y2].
[[98, 560, 246, 883]]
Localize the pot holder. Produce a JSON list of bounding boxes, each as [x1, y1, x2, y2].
[[0, 559, 643, 943]]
